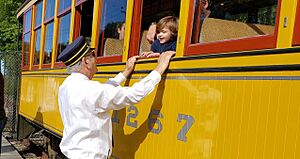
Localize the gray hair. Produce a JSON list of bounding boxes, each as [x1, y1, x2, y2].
[[66, 61, 82, 74]]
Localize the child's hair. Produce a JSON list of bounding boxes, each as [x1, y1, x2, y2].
[[156, 16, 179, 41]]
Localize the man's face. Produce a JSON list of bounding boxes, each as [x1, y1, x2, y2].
[[157, 27, 172, 44]]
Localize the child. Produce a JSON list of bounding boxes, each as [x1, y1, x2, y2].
[[140, 16, 178, 58]]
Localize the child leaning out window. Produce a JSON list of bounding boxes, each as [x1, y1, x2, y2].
[[140, 16, 178, 58]]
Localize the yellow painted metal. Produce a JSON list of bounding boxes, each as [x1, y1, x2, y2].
[[175, 0, 190, 57], [39, 0, 47, 69], [90, 0, 100, 48], [69, 0, 76, 43], [121, 0, 134, 62], [29, 4, 36, 70], [17, 0, 300, 158], [277, 0, 298, 48], [19, 50, 300, 158], [51, 0, 60, 68]]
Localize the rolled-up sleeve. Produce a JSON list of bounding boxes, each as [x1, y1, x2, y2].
[[94, 71, 161, 113]]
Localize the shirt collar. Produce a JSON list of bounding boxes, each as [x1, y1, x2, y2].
[[70, 72, 89, 80]]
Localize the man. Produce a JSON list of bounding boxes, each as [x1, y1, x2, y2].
[[57, 36, 175, 158], [0, 71, 7, 155]]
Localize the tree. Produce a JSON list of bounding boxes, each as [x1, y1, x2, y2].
[[0, 0, 23, 52]]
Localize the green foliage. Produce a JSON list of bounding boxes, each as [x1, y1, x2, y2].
[[0, 0, 23, 52]]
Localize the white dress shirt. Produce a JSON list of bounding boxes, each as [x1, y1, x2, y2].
[[58, 71, 161, 159]]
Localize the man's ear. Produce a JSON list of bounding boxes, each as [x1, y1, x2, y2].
[[82, 57, 88, 64]]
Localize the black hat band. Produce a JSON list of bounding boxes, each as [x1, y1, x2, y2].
[[64, 43, 90, 66]]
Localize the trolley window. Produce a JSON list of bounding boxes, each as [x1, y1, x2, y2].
[[185, 0, 281, 55], [293, 0, 300, 45], [22, 9, 32, 69], [56, 13, 71, 62], [33, 1, 43, 68], [43, 0, 55, 67], [35, 1, 43, 28], [59, 0, 72, 14], [96, 0, 127, 63], [45, 0, 55, 23], [55, 1, 71, 65], [44, 22, 54, 65], [33, 29, 42, 66]]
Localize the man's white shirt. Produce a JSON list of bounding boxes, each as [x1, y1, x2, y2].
[[58, 71, 161, 159]]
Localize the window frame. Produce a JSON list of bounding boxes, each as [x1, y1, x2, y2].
[[184, 0, 282, 56], [128, 0, 142, 58], [22, 8, 32, 70], [94, 0, 125, 64], [293, 0, 300, 45]]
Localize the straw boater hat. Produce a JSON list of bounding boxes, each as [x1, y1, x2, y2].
[[57, 36, 93, 66]]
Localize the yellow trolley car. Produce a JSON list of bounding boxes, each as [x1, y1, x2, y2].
[[17, 0, 300, 158]]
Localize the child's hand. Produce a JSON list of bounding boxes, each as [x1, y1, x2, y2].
[[140, 52, 152, 58], [147, 53, 161, 58]]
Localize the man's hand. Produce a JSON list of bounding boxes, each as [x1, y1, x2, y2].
[[122, 56, 139, 78], [154, 51, 175, 75]]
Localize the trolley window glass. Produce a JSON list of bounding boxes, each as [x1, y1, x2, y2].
[[55, 0, 72, 66], [59, 0, 72, 14], [42, 0, 56, 68], [22, 9, 32, 69], [33, 29, 42, 66], [23, 33, 31, 68], [56, 13, 71, 62], [44, 22, 54, 65], [45, 0, 55, 23], [96, 0, 127, 63], [185, 0, 281, 55], [35, 1, 43, 28], [33, 1, 44, 68]]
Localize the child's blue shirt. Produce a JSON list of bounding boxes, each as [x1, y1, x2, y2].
[[150, 39, 176, 53]]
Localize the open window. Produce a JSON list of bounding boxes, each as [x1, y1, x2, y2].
[[293, 0, 300, 46], [128, 0, 181, 57], [73, 0, 94, 40], [96, 0, 127, 63], [22, 8, 32, 70], [185, 0, 281, 55], [32, 1, 43, 69]]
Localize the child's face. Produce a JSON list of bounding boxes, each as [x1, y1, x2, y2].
[[157, 27, 172, 44]]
